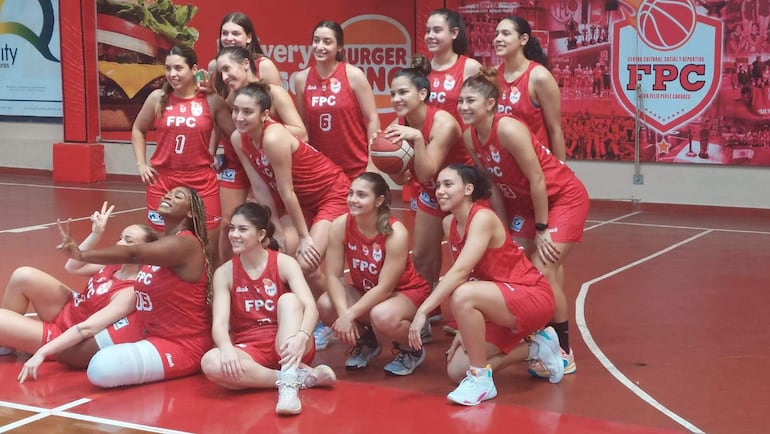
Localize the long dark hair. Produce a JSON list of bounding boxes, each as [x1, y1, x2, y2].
[[184, 187, 213, 303], [354, 172, 393, 236], [312, 20, 346, 62], [393, 55, 432, 103], [157, 45, 197, 117], [501, 16, 549, 69], [429, 8, 469, 55], [446, 164, 491, 201], [233, 81, 272, 112], [231, 202, 278, 250]]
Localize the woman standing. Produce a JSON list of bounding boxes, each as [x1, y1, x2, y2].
[[294, 21, 380, 180]]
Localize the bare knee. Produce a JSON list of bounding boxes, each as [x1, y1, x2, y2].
[[277, 292, 301, 316], [200, 349, 222, 378], [9, 266, 42, 286], [369, 303, 400, 334], [449, 284, 475, 314]]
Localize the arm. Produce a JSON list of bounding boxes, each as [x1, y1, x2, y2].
[[463, 57, 482, 81], [293, 69, 309, 127], [18, 287, 136, 382], [132, 89, 162, 184], [277, 253, 318, 366], [531, 66, 567, 162], [323, 216, 358, 345], [65, 201, 115, 276], [270, 84, 308, 141], [210, 261, 245, 380], [209, 93, 236, 148], [258, 57, 283, 87], [414, 111, 462, 184], [347, 64, 381, 171]]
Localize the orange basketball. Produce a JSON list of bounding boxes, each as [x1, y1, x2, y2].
[[370, 132, 414, 174]]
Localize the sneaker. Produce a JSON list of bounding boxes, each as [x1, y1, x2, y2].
[[345, 342, 381, 369], [528, 348, 576, 379], [297, 364, 336, 388], [275, 371, 302, 415], [0, 346, 15, 356], [420, 321, 433, 344], [313, 322, 334, 350], [528, 327, 564, 384], [447, 366, 497, 406], [384, 347, 425, 376]]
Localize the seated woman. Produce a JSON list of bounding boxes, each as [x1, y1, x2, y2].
[[0, 202, 156, 381], [57, 186, 215, 388], [408, 164, 564, 406], [318, 173, 431, 375], [200, 202, 335, 416]]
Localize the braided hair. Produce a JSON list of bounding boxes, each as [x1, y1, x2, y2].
[[186, 187, 214, 303]]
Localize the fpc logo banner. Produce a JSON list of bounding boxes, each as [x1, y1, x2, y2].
[[611, 0, 722, 134]]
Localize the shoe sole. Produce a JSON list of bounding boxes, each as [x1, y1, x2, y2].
[[447, 388, 498, 406], [276, 405, 302, 416], [528, 362, 577, 378], [345, 347, 382, 369]]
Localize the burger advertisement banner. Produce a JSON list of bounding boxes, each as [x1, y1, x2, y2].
[[96, 0, 414, 139]]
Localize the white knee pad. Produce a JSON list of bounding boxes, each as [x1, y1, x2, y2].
[[87, 340, 165, 388], [93, 328, 114, 349]]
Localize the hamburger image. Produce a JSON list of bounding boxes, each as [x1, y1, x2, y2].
[[96, 0, 198, 130]]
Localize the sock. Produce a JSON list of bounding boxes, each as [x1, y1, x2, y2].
[[550, 321, 570, 353]]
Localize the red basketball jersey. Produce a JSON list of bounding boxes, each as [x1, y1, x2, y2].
[[427, 55, 468, 126], [151, 93, 215, 170], [54, 264, 136, 331], [497, 62, 549, 149], [228, 251, 289, 341], [239, 122, 348, 212], [469, 114, 575, 212], [448, 203, 543, 286], [134, 231, 211, 338], [344, 215, 431, 295], [303, 62, 369, 179]]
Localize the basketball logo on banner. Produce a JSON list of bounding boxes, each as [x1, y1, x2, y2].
[[611, 0, 722, 134]]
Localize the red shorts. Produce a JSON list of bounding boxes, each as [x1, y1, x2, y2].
[[219, 139, 251, 190], [307, 172, 350, 226], [43, 313, 145, 358], [233, 325, 315, 369], [145, 333, 214, 380], [409, 180, 447, 218], [395, 285, 431, 309], [484, 279, 555, 354], [146, 169, 222, 230], [506, 177, 589, 243]]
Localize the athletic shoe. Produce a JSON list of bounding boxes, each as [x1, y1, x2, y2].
[[0, 346, 15, 356], [297, 364, 336, 389], [420, 321, 433, 344], [313, 322, 334, 350], [345, 341, 381, 369], [384, 347, 425, 376], [528, 348, 576, 379], [275, 371, 302, 415], [528, 327, 564, 384], [447, 366, 497, 406]]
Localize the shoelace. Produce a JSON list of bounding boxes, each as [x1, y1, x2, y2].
[[457, 372, 481, 391], [276, 380, 300, 398]]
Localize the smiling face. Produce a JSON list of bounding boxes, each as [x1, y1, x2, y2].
[[347, 178, 383, 217], [424, 14, 456, 54], [228, 213, 264, 254], [493, 19, 527, 59], [435, 166, 472, 212], [390, 75, 426, 117], [231, 93, 268, 134], [158, 186, 193, 220], [216, 52, 249, 91], [457, 86, 496, 126], [220, 21, 252, 49], [164, 54, 196, 91], [312, 27, 340, 63]]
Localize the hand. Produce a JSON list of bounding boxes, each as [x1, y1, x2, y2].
[[137, 162, 159, 184], [219, 345, 245, 382], [279, 332, 309, 369], [384, 124, 420, 143], [297, 234, 321, 269], [535, 229, 561, 264], [408, 310, 428, 350], [17, 353, 45, 383], [446, 333, 465, 362], [90, 201, 115, 235], [332, 313, 359, 347], [56, 219, 82, 260]]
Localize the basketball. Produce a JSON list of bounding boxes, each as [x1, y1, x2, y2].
[[637, 0, 696, 51], [370, 132, 414, 174]]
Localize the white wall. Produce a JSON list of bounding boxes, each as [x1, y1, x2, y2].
[[2, 121, 769, 209]]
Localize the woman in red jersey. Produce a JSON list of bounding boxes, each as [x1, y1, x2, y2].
[[319, 173, 431, 375], [294, 20, 380, 180], [201, 202, 335, 416], [215, 45, 307, 262], [408, 164, 562, 406], [458, 70, 590, 379], [424, 8, 482, 125], [0, 202, 156, 381], [230, 82, 349, 296], [57, 186, 215, 387], [494, 16, 566, 161], [384, 56, 464, 289], [132, 45, 235, 267]]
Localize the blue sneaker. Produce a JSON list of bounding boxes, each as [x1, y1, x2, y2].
[[384, 347, 425, 376], [313, 323, 334, 350]]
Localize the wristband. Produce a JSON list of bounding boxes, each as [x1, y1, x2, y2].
[[535, 222, 549, 231]]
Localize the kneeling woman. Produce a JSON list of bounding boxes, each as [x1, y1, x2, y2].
[[319, 173, 431, 375], [408, 165, 564, 406], [201, 203, 335, 416]]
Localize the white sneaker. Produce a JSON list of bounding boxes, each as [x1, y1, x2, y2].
[[529, 327, 564, 384], [297, 364, 336, 388], [0, 346, 15, 356], [384, 347, 425, 376], [447, 366, 497, 406], [275, 371, 302, 415]]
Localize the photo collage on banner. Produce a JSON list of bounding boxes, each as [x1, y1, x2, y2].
[[458, 0, 770, 166]]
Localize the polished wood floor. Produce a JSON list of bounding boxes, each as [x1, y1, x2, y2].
[[1, 172, 768, 433]]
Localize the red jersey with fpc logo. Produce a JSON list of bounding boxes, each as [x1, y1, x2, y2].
[[469, 114, 575, 212], [229, 250, 289, 342], [428, 55, 468, 126], [134, 231, 211, 338], [344, 215, 430, 295], [239, 121, 348, 212], [448, 203, 543, 287], [53, 264, 135, 331], [497, 62, 549, 149], [303, 62, 368, 179], [151, 93, 214, 170]]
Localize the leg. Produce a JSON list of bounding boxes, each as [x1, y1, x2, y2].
[[275, 292, 313, 360], [2, 267, 71, 321], [0, 309, 45, 354], [371, 293, 426, 376], [56, 338, 100, 369], [218, 187, 249, 264], [297, 220, 333, 298], [316, 285, 361, 327], [411, 210, 444, 285], [200, 346, 279, 390]]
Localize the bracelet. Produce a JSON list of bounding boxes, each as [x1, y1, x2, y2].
[[535, 222, 549, 231], [297, 329, 311, 338]]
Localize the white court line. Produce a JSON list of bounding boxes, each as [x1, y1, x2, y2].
[[0, 182, 144, 194], [0, 207, 146, 234], [0, 398, 90, 433], [575, 228, 712, 433], [584, 211, 641, 231]]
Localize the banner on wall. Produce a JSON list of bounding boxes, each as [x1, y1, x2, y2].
[[458, 0, 770, 166], [0, 0, 61, 117], [95, 0, 414, 140]]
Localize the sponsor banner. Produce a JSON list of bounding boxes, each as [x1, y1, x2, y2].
[[0, 0, 61, 117]]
